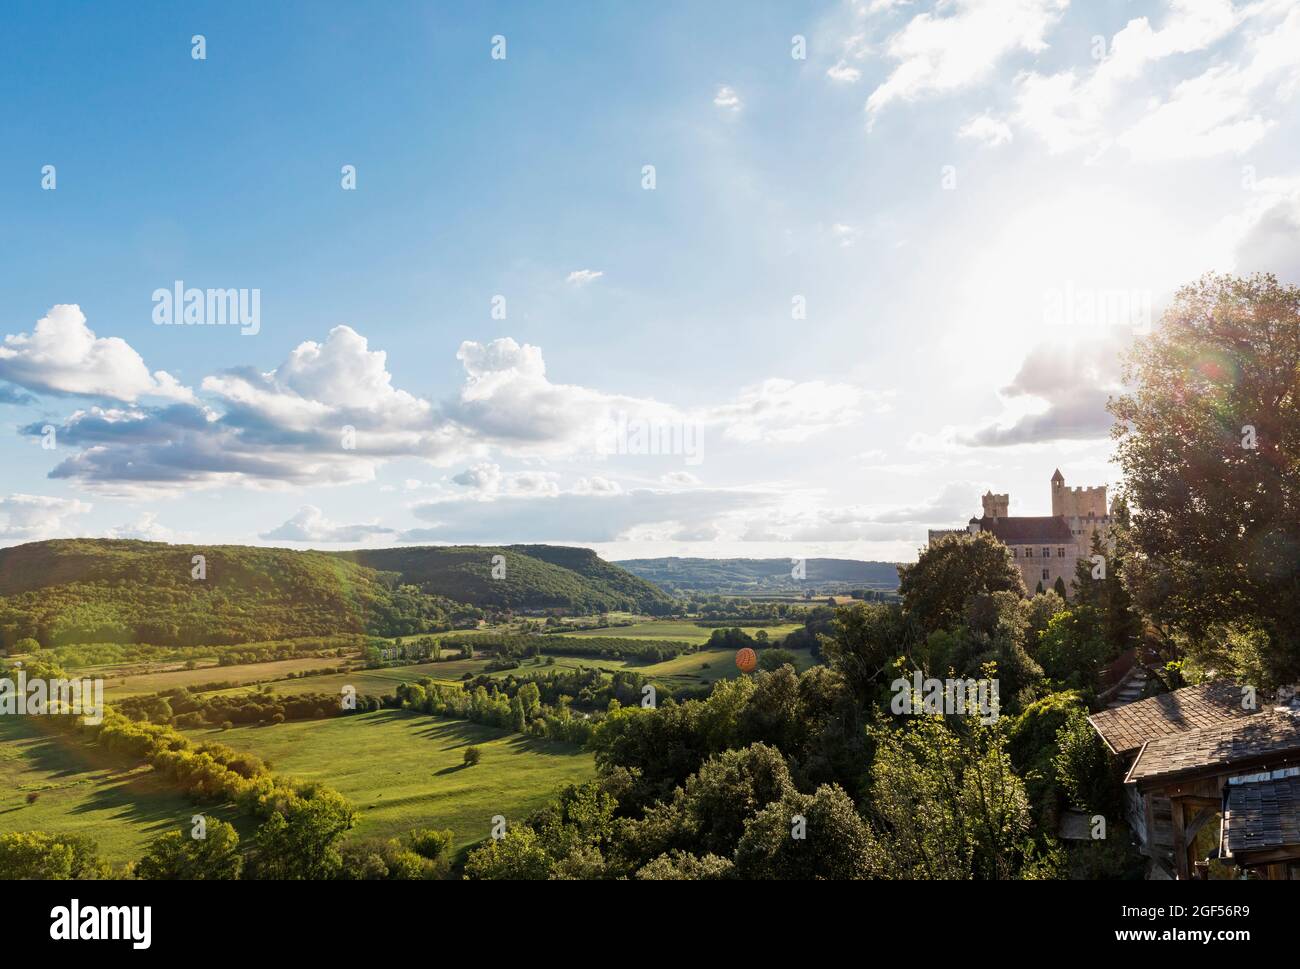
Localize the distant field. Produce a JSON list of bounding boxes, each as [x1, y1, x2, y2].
[[207, 658, 492, 698], [183, 710, 595, 851], [0, 717, 242, 865], [104, 656, 350, 699], [552, 620, 802, 644], [501, 644, 818, 691]]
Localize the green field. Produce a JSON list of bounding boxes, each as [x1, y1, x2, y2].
[[0, 716, 241, 865], [551, 619, 802, 644], [104, 655, 351, 699], [500, 645, 818, 691], [183, 710, 595, 851], [208, 658, 492, 698]]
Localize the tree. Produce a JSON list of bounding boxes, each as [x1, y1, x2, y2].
[[1054, 709, 1123, 820], [867, 716, 1035, 880], [0, 832, 109, 879], [463, 745, 483, 767], [898, 532, 1026, 634], [136, 819, 242, 880], [734, 784, 882, 879], [757, 648, 797, 672], [1036, 607, 1109, 690], [820, 602, 917, 705], [247, 788, 357, 880], [1111, 272, 1300, 683], [1052, 576, 1068, 600]]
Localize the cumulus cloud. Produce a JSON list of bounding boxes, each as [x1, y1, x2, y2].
[[956, 336, 1126, 446], [1233, 184, 1300, 281], [866, 0, 1068, 125], [28, 324, 867, 493], [714, 85, 742, 111], [0, 493, 92, 541], [260, 505, 396, 543], [710, 378, 864, 443], [103, 511, 187, 543], [0, 305, 193, 403], [958, 112, 1013, 147], [565, 269, 604, 286], [826, 61, 862, 83], [1013, 0, 1297, 160]]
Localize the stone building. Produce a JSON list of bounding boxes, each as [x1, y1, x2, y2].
[[927, 468, 1112, 595]]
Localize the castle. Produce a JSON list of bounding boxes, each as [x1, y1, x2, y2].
[[928, 469, 1112, 595]]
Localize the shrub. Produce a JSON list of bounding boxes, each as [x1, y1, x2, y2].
[[463, 746, 483, 767]]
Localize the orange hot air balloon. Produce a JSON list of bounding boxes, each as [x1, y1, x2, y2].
[[735, 647, 758, 673]]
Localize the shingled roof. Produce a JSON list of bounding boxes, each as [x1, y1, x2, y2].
[[1126, 711, 1300, 788], [974, 516, 1075, 545], [1221, 774, 1300, 858], [1088, 681, 1255, 757]]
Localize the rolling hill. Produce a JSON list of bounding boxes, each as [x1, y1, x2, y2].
[[0, 539, 462, 649], [330, 545, 674, 614], [614, 556, 902, 594]]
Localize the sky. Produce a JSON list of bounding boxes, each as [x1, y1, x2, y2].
[[1, 0, 1297, 563]]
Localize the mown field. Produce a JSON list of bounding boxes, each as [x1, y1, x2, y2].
[[205, 658, 492, 698], [0, 716, 242, 865], [103, 655, 348, 699], [498, 644, 818, 691], [552, 619, 803, 644], [183, 710, 595, 851]]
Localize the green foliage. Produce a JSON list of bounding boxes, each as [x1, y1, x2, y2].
[[0, 539, 462, 648], [463, 745, 483, 766], [733, 783, 881, 879], [1036, 607, 1110, 690], [1111, 272, 1300, 683], [1054, 710, 1123, 819], [0, 831, 110, 879], [897, 532, 1026, 634], [135, 819, 242, 880], [867, 717, 1036, 879], [247, 786, 357, 879], [333, 545, 673, 614], [1007, 690, 1090, 824], [757, 648, 798, 671]]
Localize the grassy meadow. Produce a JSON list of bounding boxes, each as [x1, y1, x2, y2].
[[0, 716, 243, 864], [183, 710, 595, 852]]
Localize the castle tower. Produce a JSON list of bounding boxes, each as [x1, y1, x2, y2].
[[981, 491, 1009, 520], [1050, 468, 1065, 516]]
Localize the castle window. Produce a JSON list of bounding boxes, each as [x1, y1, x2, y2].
[[1024, 547, 1033, 557], [1041, 569, 1049, 581], [1011, 548, 1018, 558], [1042, 547, 1050, 558], [1057, 547, 1064, 558]]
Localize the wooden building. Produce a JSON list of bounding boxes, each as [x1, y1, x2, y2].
[[1088, 682, 1300, 879]]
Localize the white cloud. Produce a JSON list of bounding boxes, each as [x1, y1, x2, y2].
[[260, 505, 396, 543], [0, 493, 92, 541], [831, 223, 861, 247], [827, 61, 862, 83], [714, 85, 742, 111], [866, 0, 1068, 125], [565, 269, 604, 286], [103, 511, 188, 543], [709, 378, 864, 443], [958, 112, 1013, 147], [1014, 0, 1299, 160], [0, 305, 193, 403]]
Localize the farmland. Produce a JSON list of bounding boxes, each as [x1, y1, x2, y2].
[[182, 710, 595, 852]]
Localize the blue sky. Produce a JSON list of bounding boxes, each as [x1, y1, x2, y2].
[[1, 0, 1297, 561]]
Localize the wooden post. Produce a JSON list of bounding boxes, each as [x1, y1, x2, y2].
[[1171, 798, 1190, 880]]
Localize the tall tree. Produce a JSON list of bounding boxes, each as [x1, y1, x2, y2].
[[897, 532, 1026, 634], [1110, 272, 1300, 682]]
